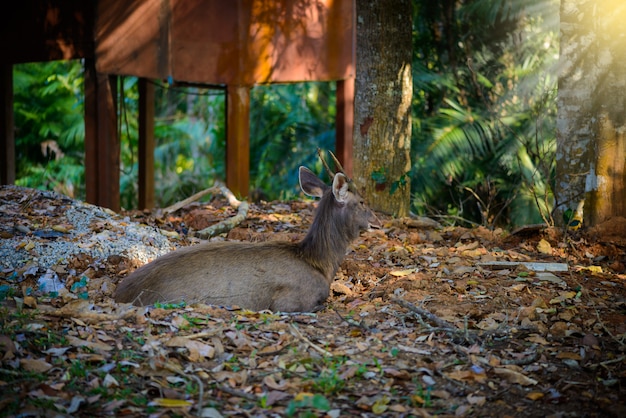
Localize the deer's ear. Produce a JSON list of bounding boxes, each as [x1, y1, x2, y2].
[[332, 173, 350, 203], [299, 166, 326, 197]]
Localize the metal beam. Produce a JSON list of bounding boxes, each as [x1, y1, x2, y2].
[[0, 64, 14, 185], [226, 85, 250, 198], [335, 77, 355, 178], [84, 59, 120, 211], [138, 78, 155, 209]]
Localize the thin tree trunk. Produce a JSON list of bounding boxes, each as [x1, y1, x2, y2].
[[353, 0, 413, 217]]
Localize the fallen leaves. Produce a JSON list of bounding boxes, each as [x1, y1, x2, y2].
[[1, 187, 626, 416]]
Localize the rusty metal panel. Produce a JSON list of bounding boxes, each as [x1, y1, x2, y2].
[[95, 0, 354, 84], [95, 0, 167, 78], [169, 0, 240, 84], [2, 0, 94, 64]]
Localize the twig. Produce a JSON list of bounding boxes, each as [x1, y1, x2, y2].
[[190, 374, 204, 416], [391, 298, 457, 330], [195, 200, 249, 239], [43, 304, 138, 323], [289, 322, 334, 357], [586, 355, 626, 371], [215, 384, 258, 401], [594, 308, 626, 348], [333, 309, 370, 332], [500, 345, 540, 366], [162, 184, 222, 214]]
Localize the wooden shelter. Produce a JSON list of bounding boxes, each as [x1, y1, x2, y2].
[[1, 0, 355, 211]]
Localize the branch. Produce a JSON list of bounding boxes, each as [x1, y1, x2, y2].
[[391, 298, 457, 330], [195, 199, 249, 240], [162, 184, 223, 214]]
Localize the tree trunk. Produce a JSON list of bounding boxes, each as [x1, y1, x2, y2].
[[353, 0, 412, 217], [556, 0, 626, 226]]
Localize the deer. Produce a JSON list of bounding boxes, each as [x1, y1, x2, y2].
[[114, 154, 379, 312]]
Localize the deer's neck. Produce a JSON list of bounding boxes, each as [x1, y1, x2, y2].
[[297, 197, 356, 281]]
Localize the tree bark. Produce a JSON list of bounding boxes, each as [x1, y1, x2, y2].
[[353, 0, 413, 217], [556, 0, 626, 226]]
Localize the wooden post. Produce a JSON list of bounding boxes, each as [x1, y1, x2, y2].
[[336, 77, 355, 177], [226, 84, 250, 198], [138, 78, 155, 209], [0, 63, 15, 185], [84, 59, 120, 211]]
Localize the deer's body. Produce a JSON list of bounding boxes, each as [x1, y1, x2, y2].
[[114, 167, 377, 312]]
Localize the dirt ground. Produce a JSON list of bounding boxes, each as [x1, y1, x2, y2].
[[1, 188, 625, 417]]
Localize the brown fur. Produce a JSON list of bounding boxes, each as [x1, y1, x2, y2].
[[114, 167, 378, 312]]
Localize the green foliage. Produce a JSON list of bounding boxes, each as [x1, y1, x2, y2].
[[153, 300, 187, 310], [13, 61, 85, 198], [285, 393, 331, 417], [12, 0, 560, 229], [249, 83, 335, 200], [411, 0, 559, 228], [119, 80, 334, 207]]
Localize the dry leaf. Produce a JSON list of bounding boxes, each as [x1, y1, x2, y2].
[[445, 369, 487, 383], [430, 390, 451, 399], [52, 224, 73, 233], [525, 335, 550, 345], [0, 335, 17, 357], [103, 373, 119, 388], [556, 351, 582, 360], [150, 398, 193, 407], [372, 396, 390, 414], [466, 394, 486, 405], [475, 317, 499, 331], [455, 404, 472, 416], [390, 269, 416, 277], [265, 390, 290, 406], [549, 291, 577, 304], [263, 375, 289, 391], [20, 358, 53, 373], [185, 340, 215, 361], [23, 296, 37, 308], [493, 367, 538, 386], [526, 392, 545, 400], [537, 239, 552, 255], [66, 335, 112, 353]]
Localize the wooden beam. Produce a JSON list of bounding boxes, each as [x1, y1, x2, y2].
[[335, 77, 354, 177], [84, 59, 120, 211], [226, 84, 250, 198], [0, 64, 15, 185], [138, 78, 155, 209]]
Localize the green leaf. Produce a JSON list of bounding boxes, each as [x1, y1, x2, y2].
[[371, 168, 387, 184], [310, 394, 331, 411], [563, 208, 574, 224]]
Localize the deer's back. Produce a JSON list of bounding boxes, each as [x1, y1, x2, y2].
[[113, 241, 330, 312]]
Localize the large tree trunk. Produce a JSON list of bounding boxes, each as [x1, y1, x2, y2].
[[353, 0, 413, 217], [556, 0, 626, 226]]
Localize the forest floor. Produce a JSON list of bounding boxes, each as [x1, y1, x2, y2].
[[1, 186, 626, 417]]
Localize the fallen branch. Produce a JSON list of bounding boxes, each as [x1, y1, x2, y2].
[[164, 182, 250, 240], [162, 184, 223, 214], [195, 199, 249, 239], [391, 298, 457, 330], [42, 300, 138, 323]]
